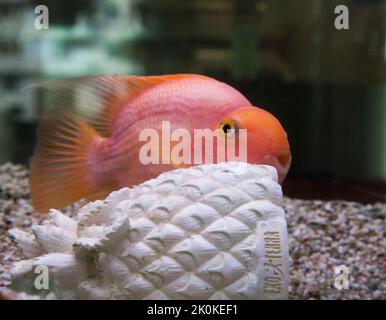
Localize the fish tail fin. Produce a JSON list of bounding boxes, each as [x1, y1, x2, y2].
[[30, 111, 114, 212]]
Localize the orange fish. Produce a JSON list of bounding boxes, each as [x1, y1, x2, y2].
[[30, 74, 291, 212]]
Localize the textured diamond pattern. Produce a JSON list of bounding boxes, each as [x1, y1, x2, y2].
[[9, 163, 289, 300], [81, 163, 288, 299]]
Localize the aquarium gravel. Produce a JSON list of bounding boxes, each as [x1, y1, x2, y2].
[[0, 163, 384, 300]]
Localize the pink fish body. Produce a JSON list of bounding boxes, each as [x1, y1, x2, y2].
[[31, 74, 291, 212]]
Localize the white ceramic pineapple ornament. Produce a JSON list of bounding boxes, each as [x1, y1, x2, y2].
[[8, 163, 289, 300]]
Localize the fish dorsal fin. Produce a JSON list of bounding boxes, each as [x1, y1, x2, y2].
[[29, 74, 202, 137]]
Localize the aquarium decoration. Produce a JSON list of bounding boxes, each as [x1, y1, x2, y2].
[[6, 163, 289, 300]]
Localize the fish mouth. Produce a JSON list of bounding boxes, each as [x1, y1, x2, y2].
[[258, 151, 291, 184]]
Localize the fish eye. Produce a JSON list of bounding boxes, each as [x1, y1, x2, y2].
[[219, 119, 237, 137]]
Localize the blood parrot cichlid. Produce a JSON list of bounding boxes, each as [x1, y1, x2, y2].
[[30, 74, 291, 212]]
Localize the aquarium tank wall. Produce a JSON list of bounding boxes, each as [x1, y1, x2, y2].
[[0, 0, 386, 193]]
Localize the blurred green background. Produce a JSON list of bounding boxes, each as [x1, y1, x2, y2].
[[1, 0, 386, 189]]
